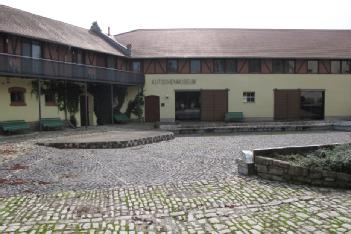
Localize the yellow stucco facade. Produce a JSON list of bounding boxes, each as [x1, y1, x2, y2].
[[143, 74, 351, 121], [0, 76, 95, 127], [2, 74, 351, 125]]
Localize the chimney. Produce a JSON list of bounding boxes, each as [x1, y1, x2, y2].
[[127, 44, 132, 51], [108, 27, 111, 36]]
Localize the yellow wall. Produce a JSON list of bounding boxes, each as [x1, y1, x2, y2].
[[3, 74, 349, 125], [0, 76, 94, 127], [143, 74, 351, 121]]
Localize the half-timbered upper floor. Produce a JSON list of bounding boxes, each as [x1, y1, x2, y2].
[[0, 5, 144, 85], [1, 4, 351, 78], [115, 28, 351, 75]]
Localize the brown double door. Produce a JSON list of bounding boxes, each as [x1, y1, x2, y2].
[[145, 95, 160, 122], [274, 90, 300, 120], [200, 90, 228, 121]]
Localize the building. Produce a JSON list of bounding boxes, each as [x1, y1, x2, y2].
[[1, 5, 351, 127], [0, 5, 144, 127]]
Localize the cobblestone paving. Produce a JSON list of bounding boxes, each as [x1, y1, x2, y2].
[[1, 177, 351, 233], [1, 131, 351, 232], [1, 131, 351, 196]]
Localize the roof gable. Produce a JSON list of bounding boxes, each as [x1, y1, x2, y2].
[[0, 5, 127, 57]]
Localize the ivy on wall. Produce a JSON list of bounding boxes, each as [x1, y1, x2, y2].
[[114, 86, 127, 115], [125, 88, 144, 120], [31, 80, 83, 116], [32, 81, 145, 124]]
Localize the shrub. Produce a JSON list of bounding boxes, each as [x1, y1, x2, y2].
[[276, 144, 351, 174]]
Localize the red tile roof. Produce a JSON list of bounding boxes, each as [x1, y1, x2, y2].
[[115, 28, 351, 59]]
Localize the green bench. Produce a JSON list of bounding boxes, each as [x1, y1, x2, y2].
[[113, 114, 129, 123], [225, 112, 244, 122], [40, 118, 64, 130], [0, 120, 30, 133]]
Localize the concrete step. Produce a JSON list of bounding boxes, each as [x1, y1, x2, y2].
[[160, 121, 351, 134]]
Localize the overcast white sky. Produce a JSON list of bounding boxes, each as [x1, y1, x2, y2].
[[1, 0, 351, 35]]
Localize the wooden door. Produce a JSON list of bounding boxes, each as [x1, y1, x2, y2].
[[145, 95, 160, 122], [213, 90, 228, 121], [201, 90, 228, 121], [274, 90, 288, 120], [274, 90, 300, 120], [287, 90, 300, 120], [200, 90, 214, 121]]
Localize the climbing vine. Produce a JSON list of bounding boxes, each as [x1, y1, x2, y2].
[[32, 81, 144, 124], [114, 86, 128, 114], [125, 88, 144, 120], [31, 80, 83, 115]]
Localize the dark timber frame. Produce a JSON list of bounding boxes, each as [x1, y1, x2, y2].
[[38, 77, 42, 131]]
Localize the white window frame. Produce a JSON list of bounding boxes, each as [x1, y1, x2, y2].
[[243, 91, 255, 103]]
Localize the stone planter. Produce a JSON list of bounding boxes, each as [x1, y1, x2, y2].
[[239, 144, 351, 189]]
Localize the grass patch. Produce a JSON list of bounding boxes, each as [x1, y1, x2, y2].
[[273, 144, 351, 174]]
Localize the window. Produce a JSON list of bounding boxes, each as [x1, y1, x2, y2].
[[131, 61, 141, 72], [72, 49, 84, 64], [22, 40, 42, 73], [0, 34, 8, 53], [331, 61, 341, 74], [214, 59, 225, 73], [249, 59, 261, 73], [342, 60, 351, 74], [308, 60, 318, 74], [45, 93, 56, 106], [190, 60, 201, 73], [226, 59, 237, 73], [21, 40, 41, 58], [175, 91, 201, 120], [9, 87, 26, 106], [32, 42, 41, 59], [167, 59, 178, 73], [300, 91, 324, 120], [22, 41, 31, 57], [118, 60, 128, 71], [243, 92, 255, 103], [107, 56, 116, 69], [285, 60, 295, 73], [272, 60, 295, 73]]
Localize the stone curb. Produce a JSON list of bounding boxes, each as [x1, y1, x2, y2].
[[36, 132, 175, 149], [171, 123, 334, 134]]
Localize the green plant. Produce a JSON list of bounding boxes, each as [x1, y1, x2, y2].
[[32, 80, 83, 115], [125, 88, 144, 120], [297, 145, 351, 173], [114, 86, 128, 114], [275, 144, 351, 174]]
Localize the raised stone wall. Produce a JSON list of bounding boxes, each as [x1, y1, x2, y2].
[[254, 155, 351, 188], [240, 144, 351, 189]]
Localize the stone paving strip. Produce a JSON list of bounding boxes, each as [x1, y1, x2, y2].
[[37, 131, 174, 149], [1, 177, 351, 233]]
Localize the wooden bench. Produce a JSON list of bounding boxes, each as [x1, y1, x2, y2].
[[225, 112, 244, 122], [41, 118, 64, 130], [113, 114, 129, 123], [0, 120, 30, 134]]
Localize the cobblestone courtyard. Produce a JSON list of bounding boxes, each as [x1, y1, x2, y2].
[[1, 178, 351, 233], [1, 130, 351, 232]]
